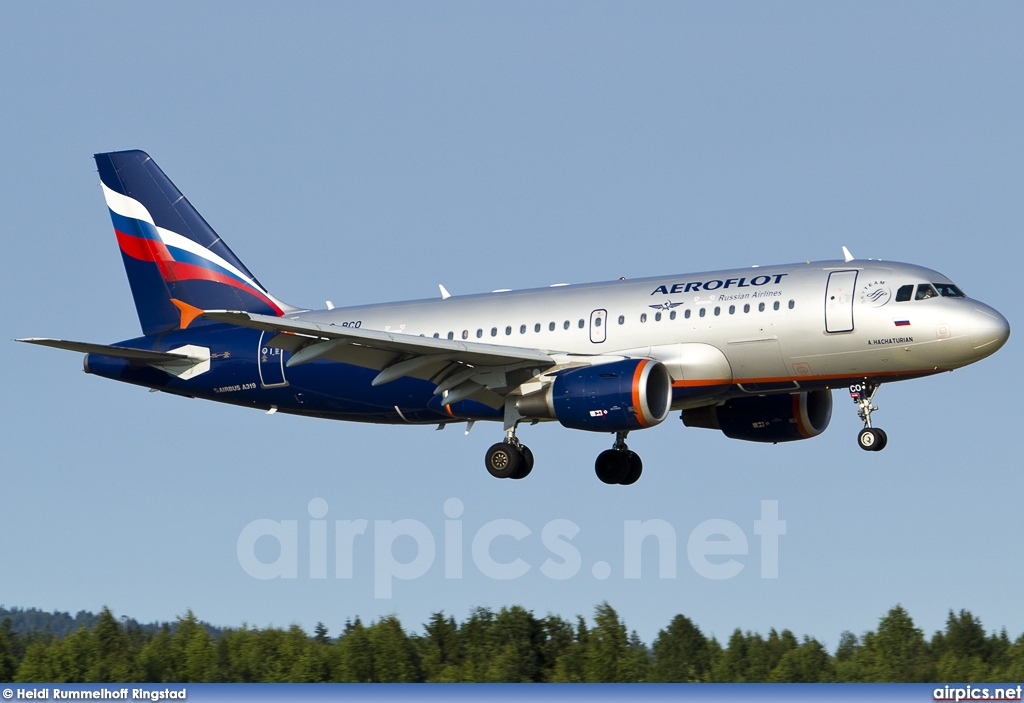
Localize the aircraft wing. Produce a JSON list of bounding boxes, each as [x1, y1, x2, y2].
[[202, 310, 558, 408]]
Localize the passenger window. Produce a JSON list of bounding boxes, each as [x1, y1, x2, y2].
[[491, 327, 498, 337], [895, 285, 913, 302], [433, 333, 439, 338], [477, 329, 483, 338], [684, 309, 691, 319], [549, 322, 556, 331], [728, 305, 735, 314], [563, 320, 570, 330], [535, 323, 541, 333], [655, 312, 662, 321], [520, 324, 526, 334], [773, 301, 780, 311], [641, 313, 647, 323], [743, 304, 750, 313], [505, 326, 512, 336], [699, 308, 706, 318], [595, 317, 602, 327], [617, 315, 625, 325], [915, 284, 938, 300], [758, 303, 765, 312], [462, 330, 469, 340], [714, 307, 720, 316], [788, 300, 795, 309], [578, 319, 585, 328], [447, 332, 454, 340], [669, 310, 676, 320]]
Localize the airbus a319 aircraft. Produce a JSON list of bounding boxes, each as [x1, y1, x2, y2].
[[21, 151, 1010, 485]]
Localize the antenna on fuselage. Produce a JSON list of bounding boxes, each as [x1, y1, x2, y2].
[[842, 246, 855, 263]]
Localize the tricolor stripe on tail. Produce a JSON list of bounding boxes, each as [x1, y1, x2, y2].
[[95, 150, 294, 336]]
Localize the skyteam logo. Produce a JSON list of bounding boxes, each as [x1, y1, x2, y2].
[[859, 280, 891, 308]]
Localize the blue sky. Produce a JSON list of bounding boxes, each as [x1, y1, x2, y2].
[[2, 2, 1021, 648]]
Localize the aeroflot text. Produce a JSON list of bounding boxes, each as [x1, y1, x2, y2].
[[651, 273, 788, 295], [237, 499, 786, 598]]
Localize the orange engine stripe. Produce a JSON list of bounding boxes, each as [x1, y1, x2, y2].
[[792, 393, 811, 439], [632, 359, 649, 428]]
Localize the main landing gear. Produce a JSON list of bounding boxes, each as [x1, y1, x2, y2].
[[484, 426, 534, 480], [483, 426, 643, 484], [595, 432, 643, 485], [850, 381, 888, 452]]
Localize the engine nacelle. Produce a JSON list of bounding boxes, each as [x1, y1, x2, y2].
[[681, 390, 833, 443], [517, 358, 672, 432]]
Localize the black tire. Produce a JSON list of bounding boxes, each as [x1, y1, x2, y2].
[[510, 445, 534, 480], [858, 428, 883, 452], [872, 428, 888, 452], [595, 449, 629, 484], [486, 442, 521, 479], [619, 451, 643, 485]]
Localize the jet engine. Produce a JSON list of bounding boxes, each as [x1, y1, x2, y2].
[[516, 358, 672, 432], [681, 390, 833, 443]]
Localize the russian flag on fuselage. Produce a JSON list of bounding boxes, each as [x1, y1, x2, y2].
[[95, 150, 286, 336]]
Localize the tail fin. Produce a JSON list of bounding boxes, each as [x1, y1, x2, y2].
[[95, 150, 295, 336]]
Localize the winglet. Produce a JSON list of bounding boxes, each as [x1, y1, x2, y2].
[[439, 284, 452, 300], [842, 246, 854, 263], [171, 298, 206, 330]]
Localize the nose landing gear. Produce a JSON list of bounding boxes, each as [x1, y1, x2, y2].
[[850, 381, 888, 452]]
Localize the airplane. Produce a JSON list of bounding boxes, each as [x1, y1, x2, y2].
[[19, 150, 1010, 485]]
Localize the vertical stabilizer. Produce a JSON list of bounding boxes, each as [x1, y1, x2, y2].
[[95, 150, 293, 335]]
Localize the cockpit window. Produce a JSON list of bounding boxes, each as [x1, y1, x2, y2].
[[895, 285, 913, 302], [933, 283, 966, 298], [915, 284, 939, 300]]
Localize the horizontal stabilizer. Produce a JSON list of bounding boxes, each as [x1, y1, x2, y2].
[[17, 338, 198, 363]]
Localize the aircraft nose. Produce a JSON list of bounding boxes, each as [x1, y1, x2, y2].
[[970, 304, 1010, 354]]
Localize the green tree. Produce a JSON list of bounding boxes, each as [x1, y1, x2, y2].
[[549, 616, 588, 682], [651, 614, 711, 682], [332, 617, 372, 682], [620, 630, 651, 682], [537, 615, 576, 682], [834, 631, 865, 682], [0, 619, 17, 681], [856, 605, 934, 682], [419, 612, 460, 681], [769, 636, 835, 682], [13, 642, 57, 682], [584, 602, 630, 682], [367, 615, 420, 682]]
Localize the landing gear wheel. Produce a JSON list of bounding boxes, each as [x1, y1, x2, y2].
[[485, 442, 522, 478], [510, 445, 534, 480], [619, 451, 643, 485], [857, 427, 887, 452], [595, 449, 630, 484]]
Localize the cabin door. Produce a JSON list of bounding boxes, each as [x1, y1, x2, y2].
[[824, 270, 858, 333]]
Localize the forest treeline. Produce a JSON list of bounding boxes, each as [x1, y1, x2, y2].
[[2, 603, 1023, 683]]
